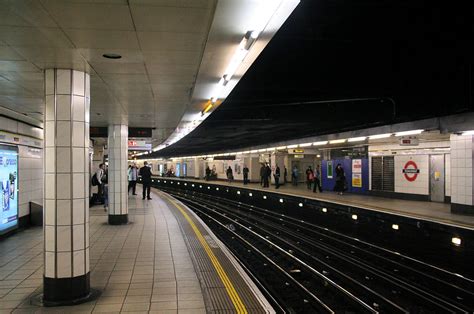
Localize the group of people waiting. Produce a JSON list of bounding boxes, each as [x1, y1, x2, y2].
[[127, 161, 153, 200], [94, 161, 154, 211], [291, 163, 346, 194], [259, 163, 286, 188]]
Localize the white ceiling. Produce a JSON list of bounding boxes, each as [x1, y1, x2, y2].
[[0, 0, 299, 146]]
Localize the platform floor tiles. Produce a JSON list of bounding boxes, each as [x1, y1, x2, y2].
[[0, 190, 208, 313]]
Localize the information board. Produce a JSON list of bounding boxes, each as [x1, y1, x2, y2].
[[0, 144, 18, 235]]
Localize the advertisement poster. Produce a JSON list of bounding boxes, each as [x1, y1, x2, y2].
[[352, 159, 362, 188], [0, 145, 18, 235], [352, 173, 362, 188]]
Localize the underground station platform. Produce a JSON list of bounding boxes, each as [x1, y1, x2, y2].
[[1, 179, 473, 313], [147, 177, 474, 313]]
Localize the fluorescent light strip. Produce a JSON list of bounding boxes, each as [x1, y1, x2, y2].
[[313, 141, 328, 146], [369, 133, 392, 139], [462, 130, 474, 136], [395, 129, 424, 136], [329, 139, 346, 144], [299, 143, 312, 147], [287, 144, 298, 148], [347, 137, 366, 142]]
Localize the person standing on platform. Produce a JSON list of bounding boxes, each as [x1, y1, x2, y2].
[[274, 165, 281, 189], [260, 164, 266, 186], [128, 164, 138, 195], [96, 163, 105, 199], [102, 165, 108, 211], [292, 166, 298, 186], [205, 166, 211, 181], [305, 166, 314, 190], [139, 161, 153, 200], [264, 163, 271, 188], [243, 165, 249, 185], [226, 166, 233, 183], [284, 166, 288, 184], [334, 163, 346, 195], [313, 164, 323, 193]]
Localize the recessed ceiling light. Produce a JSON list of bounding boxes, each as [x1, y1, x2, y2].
[[103, 53, 122, 59]]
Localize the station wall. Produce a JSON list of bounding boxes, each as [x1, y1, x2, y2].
[[321, 158, 369, 194], [394, 155, 429, 195]]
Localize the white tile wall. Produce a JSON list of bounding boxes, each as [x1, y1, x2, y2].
[[394, 155, 429, 195], [445, 154, 451, 197], [108, 124, 128, 216], [450, 134, 474, 206], [44, 68, 90, 279]]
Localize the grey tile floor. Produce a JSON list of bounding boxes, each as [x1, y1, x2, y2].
[[0, 189, 206, 313]]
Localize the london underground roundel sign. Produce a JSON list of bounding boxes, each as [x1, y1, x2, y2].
[[402, 160, 420, 182]]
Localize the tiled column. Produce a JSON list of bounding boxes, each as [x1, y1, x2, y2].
[[450, 133, 474, 214], [43, 69, 91, 305], [107, 124, 128, 224]]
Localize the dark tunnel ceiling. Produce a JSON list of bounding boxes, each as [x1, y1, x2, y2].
[[154, 0, 474, 158]]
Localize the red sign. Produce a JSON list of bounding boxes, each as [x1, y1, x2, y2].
[[402, 160, 420, 182]]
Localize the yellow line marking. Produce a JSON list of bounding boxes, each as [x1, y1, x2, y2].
[[164, 194, 248, 314]]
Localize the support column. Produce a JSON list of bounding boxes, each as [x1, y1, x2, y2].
[[450, 134, 474, 215], [107, 124, 128, 225], [43, 69, 92, 305]]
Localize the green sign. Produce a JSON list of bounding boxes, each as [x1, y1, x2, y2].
[[327, 161, 333, 179]]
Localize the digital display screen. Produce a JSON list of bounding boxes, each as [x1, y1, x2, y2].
[[0, 145, 18, 235]]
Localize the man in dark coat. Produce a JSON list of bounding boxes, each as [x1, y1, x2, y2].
[[274, 165, 281, 189], [243, 165, 249, 184], [263, 163, 271, 188], [139, 161, 153, 200], [260, 164, 266, 186]]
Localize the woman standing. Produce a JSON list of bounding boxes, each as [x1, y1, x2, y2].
[[334, 163, 346, 195]]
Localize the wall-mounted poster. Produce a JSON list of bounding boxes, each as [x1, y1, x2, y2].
[[327, 161, 333, 179], [352, 159, 362, 187], [0, 144, 18, 235]]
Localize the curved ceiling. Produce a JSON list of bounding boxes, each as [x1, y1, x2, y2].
[[154, 0, 474, 157]]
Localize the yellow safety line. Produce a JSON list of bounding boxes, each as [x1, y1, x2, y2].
[[164, 194, 248, 314]]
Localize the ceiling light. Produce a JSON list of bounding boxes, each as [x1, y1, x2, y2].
[[392, 224, 399, 230], [287, 144, 298, 148], [369, 133, 392, 139], [321, 208, 327, 213], [299, 143, 312, 147], [461, 130, 474, 136], [395, 129, 424, 136], [348, 137, 366, 142], [103, 53, 122, 59], [351, 214, 358, 220], [201, 102, 213, 115], [276, 146, 287, 150], [313, 141, 328, 146], [329, 139, 346, 144], [452, 237, 461, 246]]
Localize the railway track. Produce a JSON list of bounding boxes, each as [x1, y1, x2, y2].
[[159, 187, 473, 313]]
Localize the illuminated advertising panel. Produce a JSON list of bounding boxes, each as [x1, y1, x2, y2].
[[0, 144, 18, 235]]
